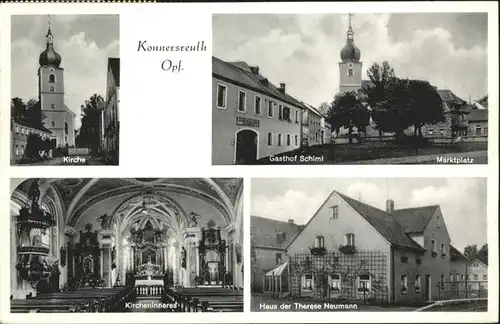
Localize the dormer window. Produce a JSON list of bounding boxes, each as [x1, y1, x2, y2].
[[276, 232, 287, 244]]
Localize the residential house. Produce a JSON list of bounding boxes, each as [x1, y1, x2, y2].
[[468, 258, 488, 290], [11, 117, 53, 164], [467, 109, 488, 138], [302, 103, 324, 146], [278, 190, 465, 304], [102, 57, 120, 164], [250, 216, 303, 293]]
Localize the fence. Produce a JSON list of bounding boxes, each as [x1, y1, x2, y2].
[[436, 280, 488, 301], [286, 251, 389, 303]]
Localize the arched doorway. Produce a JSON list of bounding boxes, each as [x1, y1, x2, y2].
[[235, 129, 257, 164]]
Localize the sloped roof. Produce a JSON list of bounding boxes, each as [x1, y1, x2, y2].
[[265, 262, 289, 276], [391, 205, 439, 233], [336, 192, 425, 251], [64, 104, 76, 117], [108, 58, 120, 87], [477, 95, 488, 109], [251, 215, 302, 249], [437, 89, 465, 103], [213, 56, 307, 110], [450, 245, 468, 262], [13, 117, 52, 134], [467, 109, 488, 122], [303, 102, 324, 118]]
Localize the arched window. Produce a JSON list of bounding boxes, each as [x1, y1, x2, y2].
[[51, 121, 55, 127], [348, 68, 353, 77], [49, 74, 56, 83]]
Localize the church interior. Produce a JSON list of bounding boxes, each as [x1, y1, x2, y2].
[[10, 178, 243, 312]]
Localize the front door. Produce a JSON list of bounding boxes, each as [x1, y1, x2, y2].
[[235, 130, 257, 164], [425, 275, 431, 301]]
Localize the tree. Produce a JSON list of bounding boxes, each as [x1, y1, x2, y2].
[[317, 102, 331, 116], [327, 91, 369, 143], [362, 61, 396, 110], [26, 99, 45, 127], [78, 94, 104, 154], [464, 244, 479, 261], [25, 133, 44, 160], [405, 80, 445, 137], [11, 97, 27, 119]]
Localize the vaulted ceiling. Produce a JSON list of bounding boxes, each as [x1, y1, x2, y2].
[[13, 178, 243, 231]]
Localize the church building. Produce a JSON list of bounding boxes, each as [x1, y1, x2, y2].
[[10, 178, 243, 312], [334, 14, 463, 140], [38, 22, 76, 148]]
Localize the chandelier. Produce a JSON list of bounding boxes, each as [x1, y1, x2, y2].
[[140, 188, 155, 215]]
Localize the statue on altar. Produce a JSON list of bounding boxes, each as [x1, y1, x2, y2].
[[188, 211, 202, 227], [97, 213, 111, 230]]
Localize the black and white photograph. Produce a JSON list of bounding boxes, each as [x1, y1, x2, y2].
[[10, 15, 120, 166], [10, 178, 243, 313], [251, 178, 488, 311], [212, 13, 488, 165]]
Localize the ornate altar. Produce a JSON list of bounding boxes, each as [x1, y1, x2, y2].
[[198, 221, 227, 285], [73, 223, 101, 286], [129, 221, 166, 273]]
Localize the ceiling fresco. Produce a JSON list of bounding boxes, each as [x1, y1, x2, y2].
[[212, 178, 243, 206], [10, 178, 242, 228]]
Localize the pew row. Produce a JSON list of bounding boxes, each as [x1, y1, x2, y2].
[[10, 286, 135, 313], [161, 287, 243, 312]]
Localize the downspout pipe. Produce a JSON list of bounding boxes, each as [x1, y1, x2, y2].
[[390, 245, 395, 303]]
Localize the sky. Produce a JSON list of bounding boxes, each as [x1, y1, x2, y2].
[[213, 13, 488, 107], [251, 178, 487, 253], [11, 15, 119, 130]]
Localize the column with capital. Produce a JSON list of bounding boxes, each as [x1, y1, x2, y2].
[[98, 230, 115, 287]]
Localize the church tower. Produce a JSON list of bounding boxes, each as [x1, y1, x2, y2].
[[338, 14, 362, 93], [38, 18, 75, 147]]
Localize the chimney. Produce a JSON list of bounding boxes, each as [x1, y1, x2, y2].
[[279, 83, 286, 94], [288, 219, 294, 224], [386, 199, 394, 214], [249, 66, 260, 74]]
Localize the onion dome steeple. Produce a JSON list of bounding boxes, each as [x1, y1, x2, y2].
[[39, 16, 62, 67], [340, 13, 361, 62]]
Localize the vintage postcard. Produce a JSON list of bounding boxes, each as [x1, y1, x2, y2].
[[0, 1, 497, 324]]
